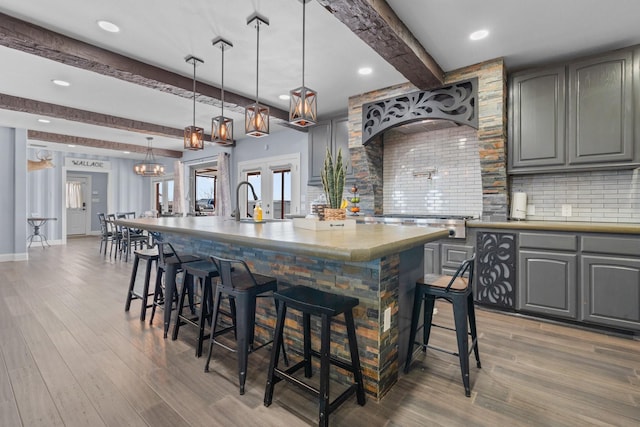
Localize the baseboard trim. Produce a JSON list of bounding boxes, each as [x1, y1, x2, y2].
[[0, 252, 29, 262]]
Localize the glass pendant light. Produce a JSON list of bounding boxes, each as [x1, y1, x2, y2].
[[289, 0, 317, 127], [211, 38, 234, 146], [134, 137, 165, 177], [184, 55, 205, 150], [245, 14, 270, 137]]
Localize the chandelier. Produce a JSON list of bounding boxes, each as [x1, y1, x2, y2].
[[212, 37, 234, 145], [245, 14, 270, 137], [289, 0, 317, 127], [184, 55, 205, 150], [134, 137, 165, 177]]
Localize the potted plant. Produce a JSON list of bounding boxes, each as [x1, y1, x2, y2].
[[320, 147, 346, 220]]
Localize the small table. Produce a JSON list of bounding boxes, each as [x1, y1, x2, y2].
[[27, 217, 57, 248]]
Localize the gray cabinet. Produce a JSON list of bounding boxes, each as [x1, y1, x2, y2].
[[423, 240, 472, 276], [518, 232, 578, 319], [308, 117, 353, 185], [508, 46, 640, 174], [580, 235, 640, 330], [518, 251, 578, 319], [568, 50, 634, 165], [509, 67, 566, 169]]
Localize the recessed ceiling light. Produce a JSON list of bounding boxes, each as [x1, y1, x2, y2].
[[37, 118, 51, 123], [123, 151, 130, 154], [97, 20, 120, 33], [52, 79, 70, 87], [279, 94, 290, 100], [358, 67, 373, 75], [68, 145, 76, 148], [469, 29, 489, 41]]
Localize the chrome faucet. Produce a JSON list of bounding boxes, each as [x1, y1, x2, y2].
[[234, 181, 258, 221]]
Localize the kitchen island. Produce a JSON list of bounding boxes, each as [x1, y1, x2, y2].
[[117, 216, 449, 399]]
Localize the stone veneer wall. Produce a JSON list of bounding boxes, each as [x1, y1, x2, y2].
[[347, 58, 508, 219], [164, 232, 401, 399]]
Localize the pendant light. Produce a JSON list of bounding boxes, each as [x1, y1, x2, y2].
[[134, 137, 165, 177], [289, 0, 317, 127], [184, 55, 205, 150], [245, 14, 270, 137], [211, 38, 234, 146]]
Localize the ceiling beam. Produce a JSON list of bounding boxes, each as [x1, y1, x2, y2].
[[0, 12, 290, 122], [316, 0, 444, 89], [0, 92, 200, 141], [27, 130, 183, 158]]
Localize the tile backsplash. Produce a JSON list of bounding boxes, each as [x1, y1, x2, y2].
[[383, 126, 483, 217], [511, 169, 640, 223]]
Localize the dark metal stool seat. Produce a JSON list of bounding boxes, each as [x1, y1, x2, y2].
[[204, 256, 286, 395], [264, 286, 366, 427], [404, 257, 480, 397], [148, 241, 202, 337], [124, 246, 163, 321], [172, 260, 227, 357]]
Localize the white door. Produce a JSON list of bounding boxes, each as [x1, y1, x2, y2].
[[66, 175, 90, 235]]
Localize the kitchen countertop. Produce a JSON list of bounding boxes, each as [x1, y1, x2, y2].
[[117, 216, 449, 262], [467, 219, 640, 234]]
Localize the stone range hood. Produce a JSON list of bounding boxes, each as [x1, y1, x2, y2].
[[346, 59, 508, 221]]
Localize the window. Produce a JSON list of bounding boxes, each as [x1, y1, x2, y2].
[[153, 179, 174, 215], [195, 167, 217, 212], [237, 153, 300, 219]]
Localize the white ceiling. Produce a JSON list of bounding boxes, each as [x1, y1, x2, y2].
[[1, 0, 639, 159]]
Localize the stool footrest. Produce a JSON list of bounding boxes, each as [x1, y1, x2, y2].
[[309, 349, 359, 374]]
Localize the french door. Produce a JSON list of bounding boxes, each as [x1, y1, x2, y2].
[[237, 154, 300, 219]]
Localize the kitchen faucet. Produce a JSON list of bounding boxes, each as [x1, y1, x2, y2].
[[234, 181, 258, 221]]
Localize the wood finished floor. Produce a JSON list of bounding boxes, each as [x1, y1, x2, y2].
[[1, 237, 639, 427]]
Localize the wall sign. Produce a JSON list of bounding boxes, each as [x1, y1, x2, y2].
[[65, 157, 111, 171]]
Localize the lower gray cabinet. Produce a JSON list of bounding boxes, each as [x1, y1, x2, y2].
[[424, 242, 440, 274], [518, 251, 578, 319], [581, 255, 640, 330]]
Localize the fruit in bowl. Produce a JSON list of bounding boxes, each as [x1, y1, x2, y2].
[[350, 206, 360, 213], [350, 197, 360, 203]]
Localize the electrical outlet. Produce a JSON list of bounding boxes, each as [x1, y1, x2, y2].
[[383, 307, 391, 332], [561, 204, 572, 217], [527, 204, 535, 216]]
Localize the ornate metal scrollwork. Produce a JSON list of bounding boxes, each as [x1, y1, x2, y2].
[[476, 232, 516, 309], [362, 79, 477, 145]]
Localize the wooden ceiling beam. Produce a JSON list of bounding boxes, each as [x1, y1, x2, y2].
[[27, 130, 183, 158], [0, 12, 290, 122], [316, 0, 444, 89], [0, 92, 202, 142]]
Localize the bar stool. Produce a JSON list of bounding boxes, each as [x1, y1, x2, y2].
[[148, 241, 202, 338], [172, 260, 224, 357], [404, 257, 480, 397], [264, 286, 366, 427], [124, 246, 162, 321], [204, 255, 285, 395]]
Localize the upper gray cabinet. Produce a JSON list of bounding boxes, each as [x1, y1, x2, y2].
[[308, 117, 354, 185], [509, 67, 566, 169], [568, 50, 634, 165], [508, 45, 640, 174]]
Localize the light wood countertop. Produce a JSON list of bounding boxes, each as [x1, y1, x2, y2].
[[117, 216, 449, 262], [468, 220, 640, 234]]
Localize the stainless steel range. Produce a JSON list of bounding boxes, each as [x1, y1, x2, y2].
[[362, 214, 473, 239]]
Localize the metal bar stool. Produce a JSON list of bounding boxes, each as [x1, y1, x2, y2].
[[264, 286, 366, 427], [148, 240, 202, 337], [172, 260, 227, 357], [124, 246, 163, 321], [404, 256, 481, 397], [204, 255, 286, 395]]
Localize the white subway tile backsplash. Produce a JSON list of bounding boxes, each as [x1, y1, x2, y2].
[[382, 126, 482, 217], [512, 168, 640, 223]]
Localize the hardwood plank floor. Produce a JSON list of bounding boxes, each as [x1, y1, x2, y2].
[[0, 237, 638, 426]]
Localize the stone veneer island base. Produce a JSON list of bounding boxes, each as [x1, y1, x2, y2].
[[118, 216, 449, 400]]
